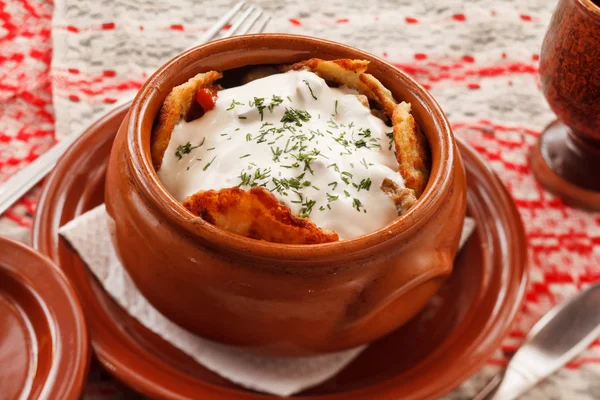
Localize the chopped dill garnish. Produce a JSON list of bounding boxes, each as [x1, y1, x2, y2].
[[326, 193, 339, 202], [386, 131, 394, 150], [352, 198, 364, 212], [226, 99, 243, 110], [292, 150, 319, 174], [358, 128, 372, 138], [303, 80, 318, 100], [254, 97, 266, 121], [203, 156, 216, 171], [281, 108, 311, 126], [327, 163, 340, 172], [239, 167, 271, 187], [175, 138, 205, 160], [355, 139, 367, 148], [298, 197, 317, 217], [268, 95, 283, 112], [356, 178, 372, 191], [271, 146, 283, 162]]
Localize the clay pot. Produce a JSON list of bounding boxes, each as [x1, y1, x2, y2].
[[105, 34, 466, 356], [533, 0, 600, 209]]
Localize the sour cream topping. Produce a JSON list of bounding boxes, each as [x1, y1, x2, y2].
[[158, 70, 405, 240]]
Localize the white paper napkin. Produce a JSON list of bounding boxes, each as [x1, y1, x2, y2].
[[59, 205, 475, 396]]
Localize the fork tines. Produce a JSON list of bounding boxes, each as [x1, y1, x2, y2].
[[201, 1, 270, 43]]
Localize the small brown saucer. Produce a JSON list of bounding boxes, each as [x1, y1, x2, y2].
[[0, 237, 89, 399], [33, 103, 528, 399]]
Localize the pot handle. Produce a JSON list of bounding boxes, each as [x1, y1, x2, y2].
[[340, 248, 454, 331]]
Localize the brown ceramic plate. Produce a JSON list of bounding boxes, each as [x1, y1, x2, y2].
[[32, 103, 528, 399], [0, 237, 89, 399]]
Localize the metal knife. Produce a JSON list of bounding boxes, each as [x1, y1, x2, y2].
[[474, 282, 600, 400]]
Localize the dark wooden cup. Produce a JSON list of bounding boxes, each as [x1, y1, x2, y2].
[[532, 0, 600, 210]]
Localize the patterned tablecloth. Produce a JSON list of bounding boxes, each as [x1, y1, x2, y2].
[[1, 0, 599, 398]]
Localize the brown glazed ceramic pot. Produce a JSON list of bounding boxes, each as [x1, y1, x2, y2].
[[533, 0, 600, 210], [105, 34, 467, 356]]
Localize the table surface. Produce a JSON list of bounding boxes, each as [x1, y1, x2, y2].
[[1, 0, 599, 399]]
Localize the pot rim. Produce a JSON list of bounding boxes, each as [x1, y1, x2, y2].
[[125, 33, 456, 261]]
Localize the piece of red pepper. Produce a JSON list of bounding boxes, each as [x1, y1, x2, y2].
[[196, 87, 218, 111]]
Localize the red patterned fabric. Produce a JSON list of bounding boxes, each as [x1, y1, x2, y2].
[[0, 0, 54, 241], [1, 1, 599, 398]]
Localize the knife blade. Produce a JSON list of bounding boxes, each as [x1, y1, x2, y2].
[[475, 282, 600, 400]]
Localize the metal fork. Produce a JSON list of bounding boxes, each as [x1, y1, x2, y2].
[[0, 1, 270, 216]]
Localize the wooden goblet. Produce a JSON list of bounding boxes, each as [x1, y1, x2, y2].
[[532, 0, 600, 210]]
